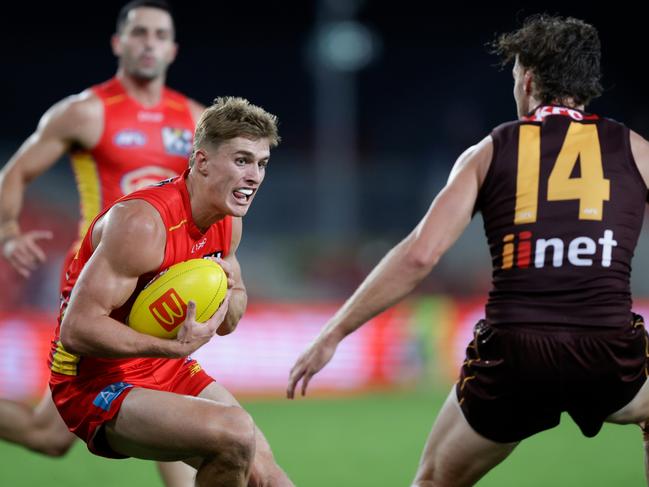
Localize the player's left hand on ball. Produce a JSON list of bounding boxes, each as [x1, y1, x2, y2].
[[176, 292, 231, 354], [287, 333, 339, 399]]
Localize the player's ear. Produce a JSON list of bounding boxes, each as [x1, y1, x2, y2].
[[110, 34, 122, 57], [168, 42, 179, 64], [193, 149, 210, 175], [523, 69, 534, 96]]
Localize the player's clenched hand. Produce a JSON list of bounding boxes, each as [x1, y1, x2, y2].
[[2, 230, 53, 278], [212, 256, 235, 289], [176, 291, 231, 354], [287, 333, 339, 399]]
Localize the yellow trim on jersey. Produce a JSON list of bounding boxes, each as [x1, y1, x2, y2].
[[70, 152, 101, 238], [105, 94, 127, 106], [168, 219, 187, 232], [164, 99, 185, 111], [50, 340, 81, 376]]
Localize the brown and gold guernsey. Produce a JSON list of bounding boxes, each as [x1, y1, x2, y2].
[[477, 105, 647, 327]]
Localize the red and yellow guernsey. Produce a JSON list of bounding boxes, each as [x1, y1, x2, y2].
[[70, 77, 195, 238], [49, 172, 232, 378]]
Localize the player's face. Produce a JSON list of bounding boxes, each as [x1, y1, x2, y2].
[[202, 137, 271, 218], [513, 57, 529, 119], [112, 7, 177, 81]]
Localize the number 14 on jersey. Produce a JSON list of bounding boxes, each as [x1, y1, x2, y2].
[[515, 122, 610, 225]]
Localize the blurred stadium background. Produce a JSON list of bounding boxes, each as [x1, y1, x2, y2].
[[0, 1, 647, 485]]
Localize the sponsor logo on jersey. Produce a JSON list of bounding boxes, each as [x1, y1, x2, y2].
[[149, 288, 187, 331], [120, 166, 179, 195], [92, 382, 133, 411], [501, 229, 617, 270], [114, 129, 147, 147], [137, 111, 164, 123], [192, 238, 208, 254], [184, 359, 203, 376], [162, 127, 193, 157]]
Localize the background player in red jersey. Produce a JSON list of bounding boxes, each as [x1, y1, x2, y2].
[[0, 0, 202, 484], [50, 96, 291, 487], [288, 15, 649, 486]]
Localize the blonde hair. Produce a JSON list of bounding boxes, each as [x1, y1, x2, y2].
[[190, 97, 280, 165]]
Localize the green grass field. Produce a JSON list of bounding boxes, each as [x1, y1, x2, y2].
[[0, 389, 644, 486]]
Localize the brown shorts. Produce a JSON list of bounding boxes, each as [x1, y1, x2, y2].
[[456, 315, 649, 443]]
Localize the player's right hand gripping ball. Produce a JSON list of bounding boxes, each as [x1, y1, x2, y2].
[[128, 259, 227, 339]]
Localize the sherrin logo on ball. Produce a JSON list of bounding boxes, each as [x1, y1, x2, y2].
[[128, 259, 227, 339]]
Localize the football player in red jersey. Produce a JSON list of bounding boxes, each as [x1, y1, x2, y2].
[[50, 97, 291, 487], [288, 15, 649, 486], [0, 1, 202, 484]]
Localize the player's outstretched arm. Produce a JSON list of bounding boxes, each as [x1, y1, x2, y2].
[[0, 93, 101, 277], [630, 130, 649, 190], [60, 200, 223, 359], [629, 129, 649, 487], [287, 136, 493, 398], [213, 217, 247, 336]]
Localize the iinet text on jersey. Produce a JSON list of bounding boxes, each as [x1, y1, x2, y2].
[[501, 230, 617, 270]]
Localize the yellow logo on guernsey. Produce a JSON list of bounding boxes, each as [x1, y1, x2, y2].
[[189, 362, 202, 377], [50, 341, 81, 376]]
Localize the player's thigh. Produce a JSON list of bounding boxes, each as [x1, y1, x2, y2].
[[414, 389, 517, 487], [607, 378, 649, 425], [104, 387, 254, 461]]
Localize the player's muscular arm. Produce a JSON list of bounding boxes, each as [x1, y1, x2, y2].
[[0, 93, 102, 276], [288, 136, 493, 397], [323, 136, 492, 341], [215, 217, 247, 336], [60, 201, 214, 359], [630, 130, 649, 190]]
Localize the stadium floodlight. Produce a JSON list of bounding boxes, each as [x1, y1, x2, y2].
[[316, 20, 378, 72]]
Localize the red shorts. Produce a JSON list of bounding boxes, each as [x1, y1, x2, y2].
[[50, 357, 214, 458]]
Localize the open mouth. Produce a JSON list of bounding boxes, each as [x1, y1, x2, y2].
[[233, 188, 254, 203]]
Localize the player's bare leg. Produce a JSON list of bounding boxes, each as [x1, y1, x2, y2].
[[640, 423, 649, 487], [157, 461, 197, 487], [198, 382, 294, 487], [412, 389, 518, 487], [606, 378, 649, 486], [104, 388, 255, 487], [0, 388, 75, 456], [0, 388, 198, 486]]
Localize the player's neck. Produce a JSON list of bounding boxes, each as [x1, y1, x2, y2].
[[533, 96, 585, 112], [185, 172, 227, 232], [116, 71, 166, 107], [552, 98, 585, 112]]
